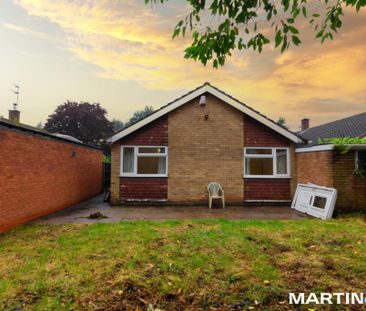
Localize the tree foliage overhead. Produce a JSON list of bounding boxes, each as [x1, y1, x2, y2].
[[146, 0, 365, 67], [125, 106, 154, 127], [276, 116, 289, 129], [112, 118, 125, 131], [44, 101, 114, 146]]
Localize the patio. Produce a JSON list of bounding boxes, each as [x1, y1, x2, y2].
[[31, 195, 306, 225]]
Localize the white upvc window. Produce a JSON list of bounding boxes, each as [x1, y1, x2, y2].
[[120, 146, 168, 177], [244, 147, 290, 178]]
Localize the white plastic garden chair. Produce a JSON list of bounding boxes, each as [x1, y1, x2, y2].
[[207, 182, 225, 209]]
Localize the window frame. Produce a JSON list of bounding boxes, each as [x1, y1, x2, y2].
[[244, 147, 291, 178], [120, 145, 168, 177]]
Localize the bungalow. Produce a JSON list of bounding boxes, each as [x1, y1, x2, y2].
[[108, 83, 305, 205], [108, 83, 366, 211]]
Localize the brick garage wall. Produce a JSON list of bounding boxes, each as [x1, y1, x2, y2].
[[0, 128, 102, 232], [333, 151, 366, 211], [243, 114, 294, 201], [296, 151, 334, 187], [110, 116, 168, 204], [168, 94, 244, 203]]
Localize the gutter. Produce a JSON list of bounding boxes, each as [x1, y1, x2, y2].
[[295, 144, 366, 153]]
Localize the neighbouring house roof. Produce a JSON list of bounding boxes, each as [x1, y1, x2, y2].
[[299, 112, 366, 146], [108, 82, 306, 144], [0, 117, 100, 150]]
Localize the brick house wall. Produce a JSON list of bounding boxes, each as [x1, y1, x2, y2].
[[243, 115, 294, 201], [110, 95, 297, 205], [110, 117, 168, 204], [168, 95, 244, 203], [0, 128, 103, 232], [244, 115, 289, 147], [110, 143, 121, 205]]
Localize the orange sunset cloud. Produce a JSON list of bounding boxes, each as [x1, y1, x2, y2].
[[2, 0, 366, 129]]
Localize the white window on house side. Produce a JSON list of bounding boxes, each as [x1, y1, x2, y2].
[[244, 147, 290, 178], [121, 146, 167, 177]]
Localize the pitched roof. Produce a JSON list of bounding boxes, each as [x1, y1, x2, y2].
[[108, 82, 305, 144], [299, 112, 366, 145], [0, 117, 100, 150]]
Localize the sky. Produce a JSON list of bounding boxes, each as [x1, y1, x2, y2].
[[0, 0, 365, 131]]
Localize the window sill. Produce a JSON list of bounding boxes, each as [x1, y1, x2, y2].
[[120, 174, 168, 178], [244, 175, 291, 179]]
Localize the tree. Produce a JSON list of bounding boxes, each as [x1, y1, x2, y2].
[[36, 121, 43, 129], [146, 0, 365, 68], [277, 116, 289, 129], [112, 118, 124, 131], [125, 106, 154, 127], [44, 101, 114, 146]]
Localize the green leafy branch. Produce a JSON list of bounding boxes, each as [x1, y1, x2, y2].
[[318, 137, 366, 154], [146, 0, 366, 67]]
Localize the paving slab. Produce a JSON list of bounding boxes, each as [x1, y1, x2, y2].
[[32, 195, 307, 225]]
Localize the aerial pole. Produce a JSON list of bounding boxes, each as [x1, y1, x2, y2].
[[12, 84, 20, 110]]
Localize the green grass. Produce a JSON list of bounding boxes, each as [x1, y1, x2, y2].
[[0, 217, 365, 310]]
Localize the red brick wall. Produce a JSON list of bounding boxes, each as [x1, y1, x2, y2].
[[244, 179, 291, 201], [116, 116, 168, 202], [244, 114, 290, 147], [243, 114, 293, 201], [121, 116, 168, 146], [120, 177, 167, 201], [113, 111, 296, 203], [333, 151, 366, 211], [297, 151, 334, 187], [0, 128, 103, 233]]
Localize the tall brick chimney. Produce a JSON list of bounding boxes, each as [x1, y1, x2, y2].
[[301, 118, 309, 131], [8, 104, 20, 123]]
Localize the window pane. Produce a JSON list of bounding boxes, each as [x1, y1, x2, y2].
[[122, 147, 135, 173], [245, 158, 273, 175], [137, 156, 166, 174], [138, 147, 165, 154], [276, 149, 288, 174], [246, 148, 272, 155], [313, 196, 327, 209]]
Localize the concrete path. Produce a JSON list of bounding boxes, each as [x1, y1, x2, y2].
[[32, 195, 306, 225]]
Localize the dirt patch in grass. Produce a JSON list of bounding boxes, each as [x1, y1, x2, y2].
[[80, 278, 291, 311]]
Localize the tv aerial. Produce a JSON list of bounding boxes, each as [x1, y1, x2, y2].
[[12, 84, 20, 110]]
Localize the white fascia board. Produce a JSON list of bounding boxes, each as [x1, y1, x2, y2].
[[295, 144, 334, 153], [296, 144, 366, 153], [108, 84, 304, 144]]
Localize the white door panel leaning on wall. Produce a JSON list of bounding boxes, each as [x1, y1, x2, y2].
[[291, 183, 337, 220]]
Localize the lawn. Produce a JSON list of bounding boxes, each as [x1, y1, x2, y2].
[[0, 217, 365, 310]]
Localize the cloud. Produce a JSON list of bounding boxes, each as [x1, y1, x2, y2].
[[0, 21, 47, 38], [12, 0, 366, 128]]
